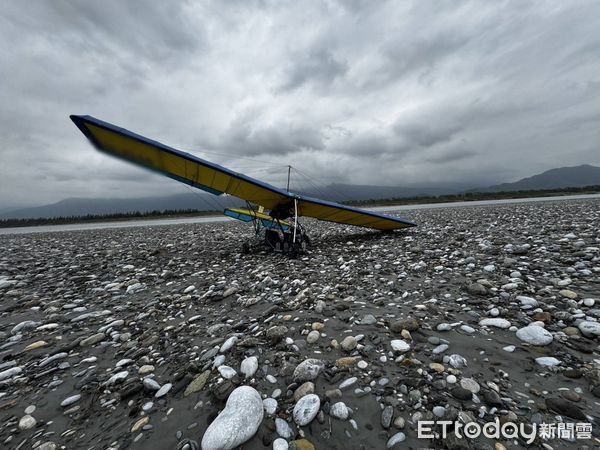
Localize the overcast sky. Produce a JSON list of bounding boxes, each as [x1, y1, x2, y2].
[[1, 1, 599, 209]]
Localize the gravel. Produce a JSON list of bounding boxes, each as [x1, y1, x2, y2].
[[0, 199, 598, 449]]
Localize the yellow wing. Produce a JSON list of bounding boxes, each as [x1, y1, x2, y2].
[[71, 115, 416, 231], [70, 115, 291, 210]]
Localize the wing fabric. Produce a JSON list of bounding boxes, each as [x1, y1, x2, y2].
[[70, 115, 291, 210], [71, 115, 416, 231], [297, 196, 415, 230]]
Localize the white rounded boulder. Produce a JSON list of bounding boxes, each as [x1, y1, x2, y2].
[[201, 386, 264, 450]]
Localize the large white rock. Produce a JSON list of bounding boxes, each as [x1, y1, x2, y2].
[[516, 325, 553, 346], [578, 321, 600, 337], [478, 318, 511, 329], [201, 386, 264, 450], [293, 393, 320, 426]]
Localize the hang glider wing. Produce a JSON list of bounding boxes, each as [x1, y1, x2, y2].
[[224, 208, 292, 231], [71, 115, 416, 231], [296, 196, 415, 231], [70, 115, 291, 211]]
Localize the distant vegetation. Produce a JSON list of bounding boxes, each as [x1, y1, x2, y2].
[[345, 185, 600, 207], [0, 209, 220, 228], [1, 185, 598, 228]]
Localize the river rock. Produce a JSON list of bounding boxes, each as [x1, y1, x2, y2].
[[201, 386, 264, 450], [293, 359, 324, 382], [578, 321, 600, 337], [293, 394, 320, 426], [516, 325, 553, 345]]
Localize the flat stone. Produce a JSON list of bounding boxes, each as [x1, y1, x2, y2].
[[386, 432, 406, 448], [293, 359, 324, 382], [60, 395, 81, 407], [516, 325, 553, 346], [535, 357, 561, 367], [578, 321, 600, 337], [390, 339, 410, 353], [184, 371, 210, 396], [478, 318, 511, 329], [80, 332, 105, 347], [460, 378, 480, 394], [217, 366, 237, 379], [131, 416, 149, 433], [24, 340, 48, 351], [294, 382, 315, 401], [559, 289, 577, 299], [154, 383, 172, 398], [289, 439, 315, 450], [381, 405, 394, 429], [335, 357, 358, 368], [451, 387, 473, 401]]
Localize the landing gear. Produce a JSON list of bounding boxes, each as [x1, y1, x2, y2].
[[242, 227, 310, 256], [240, 199, 310, 256]]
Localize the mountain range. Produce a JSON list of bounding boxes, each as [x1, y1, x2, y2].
[[2, 164, 599, 220]]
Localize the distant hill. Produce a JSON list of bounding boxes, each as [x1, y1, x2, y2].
[[2, 165, 599, 219], [477, 164, 600, 192], [0, 183, 463, 220], [0, 193, 244, 220]]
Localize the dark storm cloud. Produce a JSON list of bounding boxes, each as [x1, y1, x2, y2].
[[279, 48, 349, 91], [1, 0, 599, 209]]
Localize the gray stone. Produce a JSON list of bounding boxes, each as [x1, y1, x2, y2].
[[330, 402, 349, 420], [293, 394, 320, 426], [240, 356, 259, 379], [275, 417, 294, 439], [386, 432, 406, 448], [292, 359, 324, 382], [516, 325, 553, 345]]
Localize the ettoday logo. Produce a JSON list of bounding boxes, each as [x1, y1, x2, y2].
[[417, 419, 593, 444]]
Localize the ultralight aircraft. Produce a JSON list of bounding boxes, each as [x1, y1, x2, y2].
[[71, 115, 416, 255]]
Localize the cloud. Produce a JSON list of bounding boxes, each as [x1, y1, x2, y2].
[[0, 0, 599, 209], [279, 48, 349, 92]]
